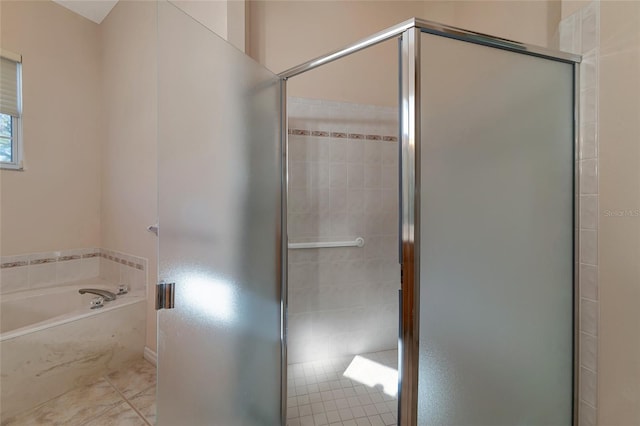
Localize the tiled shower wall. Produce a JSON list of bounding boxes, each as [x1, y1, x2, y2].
[[558, 2, 600, 425], [287, 97, 400, 364], [0, 248, 147, 294]]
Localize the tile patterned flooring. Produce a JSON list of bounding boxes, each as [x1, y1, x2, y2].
[[4, 350, 397, 426], [287, 350, 398, 426], [2, 358, 156, 426]]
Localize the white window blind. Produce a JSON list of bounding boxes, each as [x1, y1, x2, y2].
[[0, 50, 21, 117]]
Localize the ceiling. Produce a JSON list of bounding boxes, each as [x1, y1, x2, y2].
[[52, 0, 119, 24]]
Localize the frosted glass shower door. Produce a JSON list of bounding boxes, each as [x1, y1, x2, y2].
[[415, 33, 575, 424], [157, 2, 283, 425]]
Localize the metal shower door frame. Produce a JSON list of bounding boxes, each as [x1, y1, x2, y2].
[[278, 19, 581, 426]]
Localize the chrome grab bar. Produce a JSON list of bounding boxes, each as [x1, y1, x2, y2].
[[288, 237, 365, 250]]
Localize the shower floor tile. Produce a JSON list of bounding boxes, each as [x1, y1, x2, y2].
[[287, 349, 398, 426], [2, 358, 157, 426]]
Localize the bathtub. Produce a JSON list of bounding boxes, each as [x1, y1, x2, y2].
[[0, 279, 146, 422]]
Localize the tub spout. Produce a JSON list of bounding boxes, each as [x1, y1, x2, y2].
[[78, 288, 117, 302]]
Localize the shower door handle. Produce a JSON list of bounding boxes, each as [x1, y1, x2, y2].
[[156, 281, 175, 310]]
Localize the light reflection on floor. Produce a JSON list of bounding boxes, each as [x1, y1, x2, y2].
[[287, 349, 398, 426], [343, 355, 398, 398]]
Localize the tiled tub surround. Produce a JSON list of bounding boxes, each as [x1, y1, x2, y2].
[[0, 248, 148, 422], [0, 248, 101, 294], [0, 247, 147, 295], [559, 2, 600, 424], [287, 97, 400, 364], [98, 249, 148, 294]]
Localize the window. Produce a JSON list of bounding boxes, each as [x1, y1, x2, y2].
[[0, 50, 22, 169]]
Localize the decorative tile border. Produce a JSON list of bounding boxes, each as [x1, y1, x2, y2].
[[0, 261, 28, 268], [99, 250, 145, 271], [291, 129, 309, 136], [58, 255, 81, 262], [288, 128, 398, 142], [98, 248, 148, 293], [0, 247, 148, 295], [29, 258, 57, 265], [0, 248, 144, 271], [1, 249, 102, 268], [0, 248, 102, 294]]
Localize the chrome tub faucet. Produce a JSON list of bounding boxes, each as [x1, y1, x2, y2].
[[78, 288, 117, 302]]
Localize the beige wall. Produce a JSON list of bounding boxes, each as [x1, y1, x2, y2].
[[172, 0, 245, 51], [450, 1, 560, 48], [561, 0, 590, 19], [248, 0, 559, 106], [172, 0, 227, 39], [100, 0, 159, 353], [598, 1, 640, 424], [0, 0, 102, 255], [248, 0, 426, 105]]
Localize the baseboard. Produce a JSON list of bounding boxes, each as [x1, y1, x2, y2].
[[144, 346, 157, 366]]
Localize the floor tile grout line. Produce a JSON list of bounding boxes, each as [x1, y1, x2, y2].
[[286, 350, 398, 426], [125, 384, 158, 426], [3, 375, 115, 425], [3, 360, 156, 426], [102, 373, 153, 426], [1, 386, 76, 424]]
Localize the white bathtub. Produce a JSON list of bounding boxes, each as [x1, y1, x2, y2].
[[0, 279, 146, 422]]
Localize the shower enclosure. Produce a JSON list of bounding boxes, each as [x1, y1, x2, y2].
[[156, 4, 580, 425]]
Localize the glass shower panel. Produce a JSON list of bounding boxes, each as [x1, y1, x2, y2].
[[157, 2, 282, 425], [417, 33, 574, 424]]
